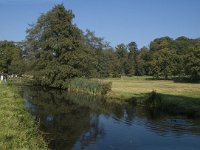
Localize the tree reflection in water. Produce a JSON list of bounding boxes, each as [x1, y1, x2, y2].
[[22, 87, 108, 150], [20, 86, 200, 150]]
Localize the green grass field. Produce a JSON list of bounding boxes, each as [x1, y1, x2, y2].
[[103, 76, 200, 116], [103, 76, 200, 100], [0, 83, 47, 149]]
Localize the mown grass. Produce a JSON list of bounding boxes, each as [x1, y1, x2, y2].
[[0, 83, 48, 149], [103, 76, 200, 116], [103, 76, 200, 100]]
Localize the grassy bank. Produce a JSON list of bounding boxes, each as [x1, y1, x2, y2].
[[104, 76, 200, 100], [103, 76, 200, 117], [0, 83, 48, 149], [157, 93, 200, 117]]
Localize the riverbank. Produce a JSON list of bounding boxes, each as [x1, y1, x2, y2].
[[104, 76, 200, 117], [8, 76, 200, 117], [0, 83, 48, 149]]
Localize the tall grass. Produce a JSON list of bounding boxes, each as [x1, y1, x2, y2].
[[68, 78, 112, 96], [0, 84, 48, 149]]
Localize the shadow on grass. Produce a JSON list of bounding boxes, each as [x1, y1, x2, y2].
[[173, 77, 200, 84], [140, 92, 200, 118], [144, 77, 171, 81], [144, 76, 200, 84]]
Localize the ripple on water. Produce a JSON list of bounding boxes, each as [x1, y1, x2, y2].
[[143, 117, 200, 137]]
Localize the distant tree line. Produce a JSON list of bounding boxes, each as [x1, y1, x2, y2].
[[0, 4, 199, 88]]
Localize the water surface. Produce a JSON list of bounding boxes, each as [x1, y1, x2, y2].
[[20, 87, 200, 150]]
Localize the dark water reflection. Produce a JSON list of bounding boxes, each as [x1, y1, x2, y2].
[[20, 87, 200, 150]]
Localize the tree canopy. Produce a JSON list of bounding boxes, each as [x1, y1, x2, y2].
[[1, 4, 199, 87], [26, 4, 94, 88], [0, 41, 24, 75]]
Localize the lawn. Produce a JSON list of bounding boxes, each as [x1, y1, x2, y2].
[[0, 83, 47, 149], [103, 76, 200, 100]]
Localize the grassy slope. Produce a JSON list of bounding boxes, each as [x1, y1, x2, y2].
[[0, 83, 48, 149], [104, 76, 200, 100]]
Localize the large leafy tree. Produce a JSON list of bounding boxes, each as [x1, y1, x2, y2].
[[149, 37, 185, 79], [115, 44, 128, 75], [174, 36, 190, 53], [184, 40, 200, 81], [127, 42, 138, 76], [26, 4, 92, 88], [99, 49, 120, 77], [150, 36, 174, 51], [135, 47, 151, 76], [83, 30, 119, 78], [0, 41, 24, 75], [150, 48, 178, 79]]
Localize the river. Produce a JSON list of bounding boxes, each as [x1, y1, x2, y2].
[[19, 86, 200, 150]]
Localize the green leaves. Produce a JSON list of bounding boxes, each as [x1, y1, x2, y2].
[[150, 48, 177, 79], [185, 45, 200, 81], [148, 37, 200, 81], [0, 41, 24, 75], [23, 3, 200, 88], [26, 4, 91, 88]]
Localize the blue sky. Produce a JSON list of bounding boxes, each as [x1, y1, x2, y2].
[[0, 0, 200, 48]]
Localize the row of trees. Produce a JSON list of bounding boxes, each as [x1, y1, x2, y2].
[[148, 36, 200, 80], [90, 35, 200, 81], [0, 4, 199, 88]]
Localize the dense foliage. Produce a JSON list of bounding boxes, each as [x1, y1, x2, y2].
[[0, 4, 199, 88], [0, 41, 25, 75], [25, 4, 94, 88], [149, 36, 200, 81]]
